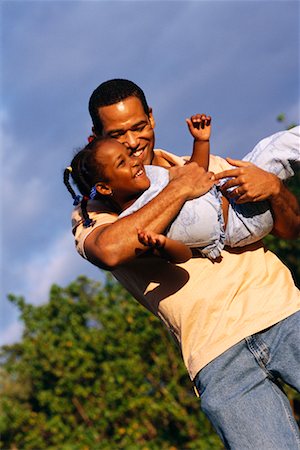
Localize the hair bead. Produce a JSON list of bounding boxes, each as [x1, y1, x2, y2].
[[90, 186, 97, 199], [83, 218, 94, 227], [73, 195, 82, 206]]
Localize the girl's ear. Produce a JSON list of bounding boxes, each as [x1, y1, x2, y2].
[[96, 182, 112, 196]]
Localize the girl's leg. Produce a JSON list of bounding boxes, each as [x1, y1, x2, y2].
[[243, 126, 300, 180], [225, 126, 300, 247]]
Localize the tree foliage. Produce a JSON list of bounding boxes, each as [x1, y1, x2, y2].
[[0, 276, 223, 450]]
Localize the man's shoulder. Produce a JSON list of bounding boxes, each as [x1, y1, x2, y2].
[[72, 200, 118, 258], [153, 149, 186, 166], [208, 155, 232, 172]]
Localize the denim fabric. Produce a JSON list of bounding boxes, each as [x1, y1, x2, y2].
[[194, 310, 300, 449]]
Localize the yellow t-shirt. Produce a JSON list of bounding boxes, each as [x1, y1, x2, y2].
[[71, 151, 300, 379]]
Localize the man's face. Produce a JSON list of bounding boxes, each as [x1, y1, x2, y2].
[[96, 96, 156, 165]]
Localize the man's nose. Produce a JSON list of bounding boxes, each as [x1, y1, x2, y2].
[[124, 130, 139, 149]]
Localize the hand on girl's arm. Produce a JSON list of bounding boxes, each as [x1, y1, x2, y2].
[[215, 158, 300, 239], [137, 229, 192, 264]]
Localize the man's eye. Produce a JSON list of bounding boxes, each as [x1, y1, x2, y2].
[[117, 160, 125, 168], [133, 124, 146, 132], [110, 131, 124, 139]]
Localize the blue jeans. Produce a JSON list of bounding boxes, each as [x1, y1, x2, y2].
[[194, 310, 300, 449]]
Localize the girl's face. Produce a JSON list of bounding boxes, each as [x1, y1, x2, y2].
[[95, 140, 150, 208]]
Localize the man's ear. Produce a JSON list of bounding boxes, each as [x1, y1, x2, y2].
[[148, 107, 156, 129], [96, 182, 112, 196]]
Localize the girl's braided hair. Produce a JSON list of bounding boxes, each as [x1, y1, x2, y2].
[[63, 137, 110, 227]]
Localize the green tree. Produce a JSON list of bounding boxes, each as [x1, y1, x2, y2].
[[0, 276, 223, 450]]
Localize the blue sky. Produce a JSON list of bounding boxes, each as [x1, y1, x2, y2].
[[1, 0, 299, 345]]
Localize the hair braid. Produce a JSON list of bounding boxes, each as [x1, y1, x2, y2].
[[64, 137, 113, 227], [63, 167, 82, 205], [80, 196, 94, 228]]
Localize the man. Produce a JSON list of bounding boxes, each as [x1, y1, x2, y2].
[[72, 79, 300, 448]]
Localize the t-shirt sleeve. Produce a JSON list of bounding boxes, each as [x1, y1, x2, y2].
[[71, 201, 118, 259], [182, 154, 232, 172], [208, 155, 233, 172]]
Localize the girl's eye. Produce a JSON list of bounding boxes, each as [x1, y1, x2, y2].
[[117, 160, 125, 168]]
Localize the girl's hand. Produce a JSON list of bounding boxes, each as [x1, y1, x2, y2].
[[186, 114, 211, 141], [137, 228, 166, 249]]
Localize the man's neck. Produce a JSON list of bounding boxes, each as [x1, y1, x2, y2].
[[152, 152, 174, 169]]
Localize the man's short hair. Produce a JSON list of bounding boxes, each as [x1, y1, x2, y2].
[[89, 79, 150, 135]]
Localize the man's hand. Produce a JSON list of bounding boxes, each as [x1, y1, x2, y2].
[[169, 162, 216, 200], [215, 157, 300, 239], [214, 157, 281, 203], [186, 114, 212, 141]]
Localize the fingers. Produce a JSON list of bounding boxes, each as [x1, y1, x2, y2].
[[220, 176, 243, 190], [223, 186, 243, 199], [225, 157, 253, 167], [214, 168, 243, 181], [187, 114, 211, 129], [208, 171, 215, 181], [137, 228, 164, 248]]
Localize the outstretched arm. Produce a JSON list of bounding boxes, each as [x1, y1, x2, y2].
[[214, 158, 300, 239], [186, 114, 212, 171], [137, 229, 192, 263], [84, 163, 216, 269]]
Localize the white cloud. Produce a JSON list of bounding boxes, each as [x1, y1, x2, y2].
[[21, 230, 101, 305], [2, 114, 47, 231], [0, 320, 23, 346], [1, 228, 104, 346]]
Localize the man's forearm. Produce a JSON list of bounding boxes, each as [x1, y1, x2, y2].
[[84, 163, 216, 269], [89, 181, 190, 267], [269, 176, 300, 238], [214, 159, 300, 239]]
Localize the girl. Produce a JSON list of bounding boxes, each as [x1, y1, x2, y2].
[[64, 120, 299, 262]]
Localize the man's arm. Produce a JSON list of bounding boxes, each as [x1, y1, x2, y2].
[[84, 163, 216, 269], [214, 158, 300, 239]]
